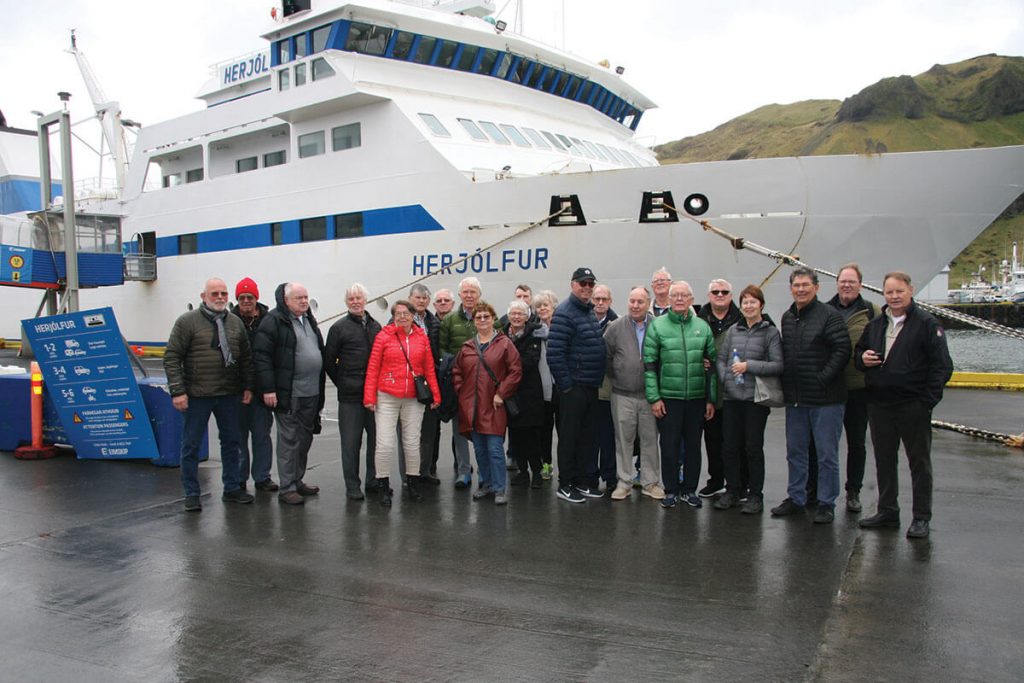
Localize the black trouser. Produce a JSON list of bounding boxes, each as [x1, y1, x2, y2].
[[703, 407, 725, 487], [585, 399, 616, 488], [509, 425, 543, 478], [868, 400, 934, 521], [338, 400, 376, 492], [721, 400, 769, 496], [807, 388, 870, 497], [556, 385, 598, 489], [658, 398, 706, 496], [541, 397, 559, 466]]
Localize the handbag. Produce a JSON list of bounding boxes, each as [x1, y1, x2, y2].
[[397, 330, 434, 405], [476, 339, 519, 417], [753, 374, 785, 408]]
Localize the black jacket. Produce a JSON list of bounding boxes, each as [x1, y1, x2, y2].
[[253, 283, 326, 412], [698, 301, 742, 340], [854, 301, 953, 408], [781, 297, 850, 406], [503, 320, 547, 427], [324, 311, 382, 403], [231, 301, 269, 346]]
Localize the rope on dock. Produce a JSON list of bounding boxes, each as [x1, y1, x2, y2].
[[667, 206, 1024, 342], [931, 420, 1024, 449]]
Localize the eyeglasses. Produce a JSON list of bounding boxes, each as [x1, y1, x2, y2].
[[237, 294, 255, 301], [209, 291, 229, 298], [576, 281, 596, 288], [393, 311, 412, 317], [710, 290, 730, 296], [435, 298, 452, 303], [475, 314, 492, 320], [652, 278, 671, 285], [670, 293, 693, 300]]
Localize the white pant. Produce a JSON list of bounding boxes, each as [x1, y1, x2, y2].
[[611, 392, 661, 487], [374, 392, 424, 478]]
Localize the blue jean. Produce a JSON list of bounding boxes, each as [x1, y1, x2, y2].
[[180, 394, 243, 497], [239, 398, 274, 484], [471, 432, 507, 493], [785, 403, 845, 507]]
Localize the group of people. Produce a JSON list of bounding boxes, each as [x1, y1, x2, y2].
[[164, 261, 952, 539]]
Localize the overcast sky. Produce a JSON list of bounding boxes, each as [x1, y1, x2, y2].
[[4, 0, 1023, 151]]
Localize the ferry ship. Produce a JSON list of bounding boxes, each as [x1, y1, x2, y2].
[[3, 0, 1024, 345]]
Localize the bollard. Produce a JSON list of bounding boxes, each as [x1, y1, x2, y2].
[[14, 361, 59, 460]]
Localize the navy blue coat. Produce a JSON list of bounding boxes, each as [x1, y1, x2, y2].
[[547, 294, 606, 391]]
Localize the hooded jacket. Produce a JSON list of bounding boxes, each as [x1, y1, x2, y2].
[[453, 332, 523, 436], [363, 323, 441, 405], [252, 283, 326, 412]]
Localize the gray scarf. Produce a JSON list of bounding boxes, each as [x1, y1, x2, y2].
[[199, 303, 235, 367]]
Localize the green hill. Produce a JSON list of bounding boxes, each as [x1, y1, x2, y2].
[[654, 54, 1024, 284]]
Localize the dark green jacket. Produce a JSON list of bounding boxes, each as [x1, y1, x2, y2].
[[164, 307, 253, 397], [643, 309, 718, 403], [826, 294, 878, 391]]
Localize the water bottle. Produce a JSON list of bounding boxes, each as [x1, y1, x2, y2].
[[732, 349, 744, 385]]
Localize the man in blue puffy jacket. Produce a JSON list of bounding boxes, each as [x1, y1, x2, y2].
[[547, 267, 607, 503]]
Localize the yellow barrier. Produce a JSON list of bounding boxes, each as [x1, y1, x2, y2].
[[947, 372, 1024, 391]]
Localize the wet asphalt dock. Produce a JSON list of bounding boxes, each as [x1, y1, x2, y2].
[[0, 385, 1021, 682]]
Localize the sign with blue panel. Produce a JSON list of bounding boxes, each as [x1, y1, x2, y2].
[[21, 307, 159, 460], [1, 245, 33, 285]]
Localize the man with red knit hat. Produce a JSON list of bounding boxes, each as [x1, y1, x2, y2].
[[232, 277, 277, 492]]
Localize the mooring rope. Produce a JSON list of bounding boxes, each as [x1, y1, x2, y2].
[[932, 421, 1024, 449]]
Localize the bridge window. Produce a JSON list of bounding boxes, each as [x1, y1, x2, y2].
[[435, 40, 458, 67], [279, 69, 290, 90], [236, 156, 258, 173], [295, 62, 307, 86], [312, 57, 335, 81], [264, 150, 287, 167], [522, 127, 550, 149], [418, 113, 450, 137], [499, 124, 530, 147], [280, 39, 293, 64], [186, 168, 204, 183], [456, 45, 478, 71], [392, 31, 415, 60], [346, 22, 391, 56], [458, 118, 488, 142], [332, 123, 361, 151], [478, 121, 510, 145], [298, 131, 325, 158], [300, 217, 327, 242], [312, 25, 331, 53], [295, 34, 308, 59], [334, 212, 364, 239], [412, 36, 436, 64], [492, 52, 512, 79], [479, 49, 499, 75]]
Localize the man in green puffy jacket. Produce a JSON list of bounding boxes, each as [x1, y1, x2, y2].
[[643, 281, 718, 509]]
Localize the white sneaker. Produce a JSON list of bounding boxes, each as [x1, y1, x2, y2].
[[610, 483, 631, 501], [642, 483, 666, 500]]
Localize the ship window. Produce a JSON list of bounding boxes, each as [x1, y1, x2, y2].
[[280, 39, 293, 63], [617, 148, 639, 167], [418, 113, 450, 137], [271, 222, 284, 245], [457, 118, 488, 142], [279, 68, 290, 90], [479, 49, 499, 75], [236, 156, 258, 173], [412, 36, 436, 64], [392, 31, 415, 60], [478, 121, 511, 145], [499, 124, 530, 147], [571, 137, 595, 159], [509, 59, 531, 84], [541, 130, 565, 150], [577, 81, 593, 102], [564, 75, 581, 99], [312, 58, 335, 81], [522, 127, 550, 149], [557, 134, 582, 156], [529, 65, 548, 89], [312, 25, 331, 53], [295, 62, 307, 86], [298, 131, 325, 158], [334, 212, 364, 239], [332, 123, 361, 151], [300, 217, 327, 242], [597, 143, 621, 164], [346, 22, 391, 56], [552, 71, 569, 94], [264, 150, 286, 167], [435, 40, 458, 67], [186, 168, 204, 183], [163, 173, 182, 188], [582, 140, 606, 160], [456, 45, 478, 72], [179, 233, 198, 255], [492, 52, 512, 79]]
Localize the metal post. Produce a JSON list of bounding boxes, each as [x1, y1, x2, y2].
[[59, 108, 79, 313]]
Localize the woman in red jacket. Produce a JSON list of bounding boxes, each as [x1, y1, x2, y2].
[[453, 301, 522, 505], [364, 300, 440, 507]]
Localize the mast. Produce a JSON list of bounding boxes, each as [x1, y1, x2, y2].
[[66, 29, 130, 191]]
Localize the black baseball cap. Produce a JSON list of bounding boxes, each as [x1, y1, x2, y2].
[[571, 267, 596, 282]]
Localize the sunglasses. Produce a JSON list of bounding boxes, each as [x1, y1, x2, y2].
[[576, 281, 596, 288], [710, 290, 730, 296]]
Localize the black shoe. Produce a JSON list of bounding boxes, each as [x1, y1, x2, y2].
[[770, 498, 803, 516], [296, 483, 320, 496], [346, 489, 365, 501], [740, 495, 763, 515], [222, 489, 255, 504], [406, 476, 424, 502], [184, 495, 202, 512], [364, 479, 381, 494], [530, 473, 543, 489], [906, 519, 930, 539], [510, 472, 531, 487], [254, 479, 280, 492], [421, 474, 441, 486], [698, 482, 725, 498], [846, 491, 862, 513], [813, 505, 834, 524], [859, 512, 901, 529], [239, 481, 248, 492], [577, 485, 604, 499], [379, 477, 393, 507], [713, 492, 738, 510]]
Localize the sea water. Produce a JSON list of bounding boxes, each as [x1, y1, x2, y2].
[[945, 330, 1024, 373]]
